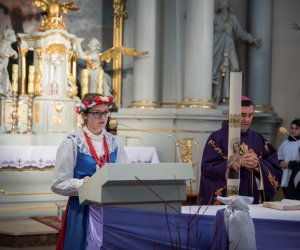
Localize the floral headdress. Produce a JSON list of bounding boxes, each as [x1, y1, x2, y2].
[[76, 95, 114, 114]]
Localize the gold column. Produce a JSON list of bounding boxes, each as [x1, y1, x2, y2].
[[34, 48, 43, 96], [112, 0, 127, 106], [20, 48, 28, 96]]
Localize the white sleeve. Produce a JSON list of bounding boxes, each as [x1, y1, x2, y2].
[[51, 138, 84, 196], [277, 141, 285, 161]]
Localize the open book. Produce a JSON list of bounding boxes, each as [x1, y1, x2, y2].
[[263, 199, 300, 210]]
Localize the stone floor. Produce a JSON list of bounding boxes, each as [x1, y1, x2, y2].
[[0, 217, 58, 249]]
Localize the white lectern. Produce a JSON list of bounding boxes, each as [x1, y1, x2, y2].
[[78, 163, 194, 212]]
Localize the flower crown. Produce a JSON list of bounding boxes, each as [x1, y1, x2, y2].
[[76, 95, 114, 114]]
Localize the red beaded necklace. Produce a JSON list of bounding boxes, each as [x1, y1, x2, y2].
[[83, 131, 111, 168]]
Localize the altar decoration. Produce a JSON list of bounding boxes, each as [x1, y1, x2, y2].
[[0, 0, 81, 134], [177, 138, 200, 194]]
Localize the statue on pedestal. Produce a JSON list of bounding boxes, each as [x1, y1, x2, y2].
[[212, 0, 261, 104], [0, 28, 18, 96], [76, 38, 113, 96]]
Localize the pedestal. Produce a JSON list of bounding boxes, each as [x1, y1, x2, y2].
[[33, 96, 80, 134]]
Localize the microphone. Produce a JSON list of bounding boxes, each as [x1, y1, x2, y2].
[[109, 119, 182, 163], [279, 126, 297, 141]]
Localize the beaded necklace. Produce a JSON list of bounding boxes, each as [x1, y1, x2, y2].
[[83, 131, 111, 168]]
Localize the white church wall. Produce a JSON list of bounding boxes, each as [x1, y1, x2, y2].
[[271, 0, 300, 148]]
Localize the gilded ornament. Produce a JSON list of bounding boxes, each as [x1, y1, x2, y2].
[[34, 48, 43, 96], [229, 114, 240, 128], [113, 0, 128, 25], [34, 0, 79, 31], [52, 102, 65, 125], [100, 46, 148, 64], [45, 44, 66, 57], [34, 103, 40, 123]]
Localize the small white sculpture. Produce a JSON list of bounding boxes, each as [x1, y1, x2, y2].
[[76, 37, 112, 96], [0, 28, 18, 96]]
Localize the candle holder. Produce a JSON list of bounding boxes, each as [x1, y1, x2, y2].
[[26, 93, 34, 134], [11, 91, 19, 134]]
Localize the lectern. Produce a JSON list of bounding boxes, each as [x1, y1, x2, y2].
[[78, 163, 194, 212]]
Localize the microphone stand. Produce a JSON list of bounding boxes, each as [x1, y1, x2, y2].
[[117, 123, 182, 163]]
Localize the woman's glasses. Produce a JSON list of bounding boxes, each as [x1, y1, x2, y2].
[[87, 111, 111, 119]]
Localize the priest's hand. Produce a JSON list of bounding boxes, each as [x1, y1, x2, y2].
[[241, 149, 259, 170]]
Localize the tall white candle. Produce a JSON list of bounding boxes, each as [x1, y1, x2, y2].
[[28, 65, 35, 94], [81, 69, 89, 97], [97, 70, 103, 94], [72, 60, 77, 82], [12, 64, 19, 92], [227, 71, 242, 197]]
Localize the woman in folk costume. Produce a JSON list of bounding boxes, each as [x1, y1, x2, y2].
[[52, 93, 128, 250]]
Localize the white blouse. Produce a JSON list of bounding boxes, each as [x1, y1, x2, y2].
[[51, 127, 129, 196]]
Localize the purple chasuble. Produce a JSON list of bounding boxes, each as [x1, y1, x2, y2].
[[199, 121, 282, 205]]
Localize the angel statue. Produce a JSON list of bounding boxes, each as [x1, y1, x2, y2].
[[34, 0, 79, 31], [0, 28, 18, 96], [76, 38, 113, 96], [76, 37, 148, 96]]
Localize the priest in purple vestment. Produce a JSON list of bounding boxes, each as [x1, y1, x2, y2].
[[199, 97, 282, 205]]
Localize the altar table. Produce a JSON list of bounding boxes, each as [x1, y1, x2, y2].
[[101, 205, 300, 250]]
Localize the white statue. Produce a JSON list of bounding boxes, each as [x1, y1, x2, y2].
[[76, 37, 112, 96], [213, 0, 261, 103], [0, 28, 18, 96]]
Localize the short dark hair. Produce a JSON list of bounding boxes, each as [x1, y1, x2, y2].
[[291, 119, 300, 128], [241, 99, 254, 107]]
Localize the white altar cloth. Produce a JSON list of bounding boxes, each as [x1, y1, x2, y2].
[[181, 204, 300, 221], [0, 145, 159, 168]]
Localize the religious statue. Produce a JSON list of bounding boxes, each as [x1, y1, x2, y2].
[[212, 0, 261, 104], [34, 0, 79, 31], [76, 33, 148, 98], [76, 38, 113, 96], [0, 28, 18, 96]]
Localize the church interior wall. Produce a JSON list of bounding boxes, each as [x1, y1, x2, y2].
[[0, 0, 299, 218], [271, 0, 300, 148]]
